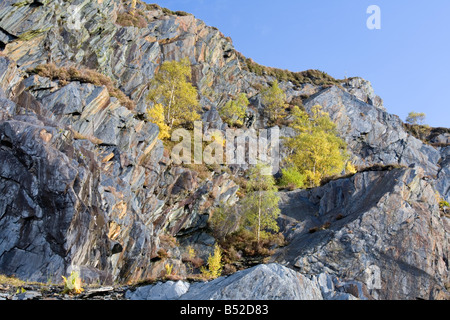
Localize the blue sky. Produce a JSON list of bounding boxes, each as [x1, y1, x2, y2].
[[149, 0, 450, 128]]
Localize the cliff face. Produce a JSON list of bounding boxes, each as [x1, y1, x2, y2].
[[275, 167, 450, 300], [0, 0, 242, 284], [0, 0, 243, 112], [0, 0, 449, 299]]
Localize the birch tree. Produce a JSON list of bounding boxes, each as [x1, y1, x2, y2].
[[147, 58, 200, 131], [241, 163, 280, 244], [284, 105, 348, 187]]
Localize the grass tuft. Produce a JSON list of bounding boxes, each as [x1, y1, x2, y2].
[[28, 63, 136, 110]]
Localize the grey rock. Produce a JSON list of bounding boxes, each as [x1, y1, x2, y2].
[[342, 77, 384, 110], [436, 146, 450, 202], [431, 133, 450, 145], [0, 56, 22, 97], [0, 117, 111, 283], [274, 167, 450, 300], [126, 281, 190, 300], [12, 290, 42, 301], [181, 264, 323, 300], [126, 264, 366, 301]]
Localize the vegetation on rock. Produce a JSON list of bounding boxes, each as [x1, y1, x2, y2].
[[260, 80, 287, 124], [62, 271, 84, 295], [406, 111, 427, 126], [116, 10, 148, 28], [219, 93, 249, 127], [147, 58, 200, 131], [237, 52, 342, 87], [241, 163, 281, 243], [201, 244, 224, 279], [283, 105, 349, 187], [28, 63, 135, 110]]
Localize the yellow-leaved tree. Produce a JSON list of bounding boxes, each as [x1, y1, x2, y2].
[[147, 57, 200, 138], [284, 105, 349, 187], [147, 103, 171, 140]]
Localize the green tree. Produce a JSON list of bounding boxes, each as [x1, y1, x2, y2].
[[406, 112, 427, 126], [147, 58, 200, 131], [260, 80, 287, 123], [241, 163, 280, 243], [279, 166, 307, 190], [220, 93, 249, 127], [285, 105, 349, 187]]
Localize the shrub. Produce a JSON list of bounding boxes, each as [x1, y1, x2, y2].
[[201, 244, 224, 279], [260, 80, 287, 123], [209, 204, 242, 241], [285, 105, 349, 188], [182, 246, 204, 274], [403, 123, 432, 143], [220, 229, 285, 266], [345, 162, 357, 174], [220, 93, 249, 127], [290, 96, 305, 110], [147, 103, 171, 140], [147, 57, 200, 129], [160, 234, 179, 248], [116, 10, 147, 28], [62, 271, 84, 295], [236, 51, 343, 88], [145, 3, 161, 11], [309, 222, 331, 234], [157, 248, 169, 260], [279, 167, 306, 190], [164, 263, 173, 276]]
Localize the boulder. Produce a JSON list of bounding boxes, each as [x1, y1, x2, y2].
[[127, 264, 326, 300], [126, 281, 190, 300]]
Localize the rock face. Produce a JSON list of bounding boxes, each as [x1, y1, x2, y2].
[[0, 116, 112, 283], [0, 0, 448, 300], [0, 52, 239, 284], [304, 86, 441, 176], [342, 77, 384, 110], [0, 0, 243, 114], [274, 167, 450, 300], [436, 147, 450, 202]]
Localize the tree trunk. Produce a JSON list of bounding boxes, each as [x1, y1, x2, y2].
[[168, 83, 175, 127], [257, 190, 261, 244]]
